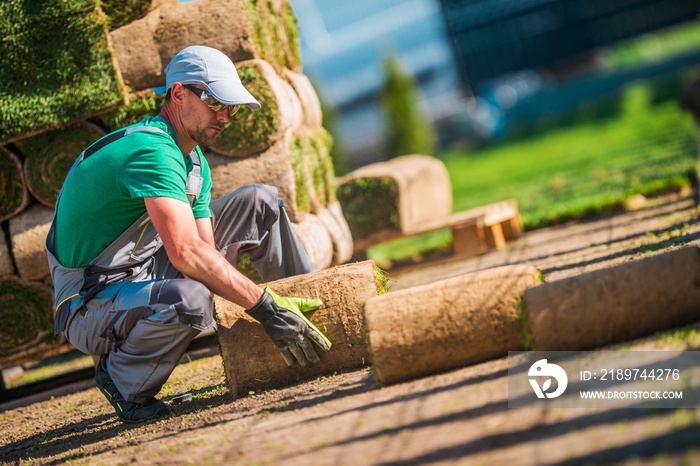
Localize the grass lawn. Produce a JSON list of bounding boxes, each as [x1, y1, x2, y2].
[[368, 83, 698, 267]]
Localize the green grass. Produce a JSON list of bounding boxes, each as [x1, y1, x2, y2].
[[444, 85, 696, 229], [6, 352, 94, 388], [367, 83, 697, 267], [0, 0, 124, 141], [600, 20, 700, 71]]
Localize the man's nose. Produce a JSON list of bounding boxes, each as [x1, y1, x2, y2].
[[216, 109, 232, 123]]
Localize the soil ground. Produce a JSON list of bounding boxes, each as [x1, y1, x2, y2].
[[1, 192, 700, 466]]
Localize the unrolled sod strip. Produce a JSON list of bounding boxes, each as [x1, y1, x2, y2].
[[215, 260, 382, 398], [9, 204, 54, 281], [523, 245, 700, 351], [209, 59, 303, 157], [0, 146, 30, 222], [16, 122, 105, 208], [365, 264, 542, 386], [0, 277, 57, 360]]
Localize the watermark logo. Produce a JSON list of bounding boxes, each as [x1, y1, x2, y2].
[[528, 359, 568, 398]]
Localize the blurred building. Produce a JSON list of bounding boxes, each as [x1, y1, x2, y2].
[[440, 0, 700, 138], [292, 0, 700, 164], [290, 0, 464, 166]]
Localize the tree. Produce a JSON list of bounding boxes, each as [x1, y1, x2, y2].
[[380, 55, 437, 158]]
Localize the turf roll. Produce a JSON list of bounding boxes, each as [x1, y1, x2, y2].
[[0, 232, 15, 277], [365, 265, 542, 386], [278, 0, 302, 72], [209, 59, 302, 157], [215, 260, 381, 398], [17, 122, 106, 207], [100, 0, 160, 31], [292, 213, 334, 271], [207, 129, 310, 223], [0, 0, 123, 143], [109, 0, 287, 91], [283, 69, 322, 131], [0, 146, 30, 222], [9, 204, 54, 282], [0, 277, 57, 360], [101, 90, 166, 132], [337, 155, 453, 250], [302, 129, 336, 214], [523, 246, 700, 351], [317, 202, 354, 266]]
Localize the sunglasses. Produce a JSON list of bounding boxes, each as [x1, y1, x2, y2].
[[183, 84, 241, 116]]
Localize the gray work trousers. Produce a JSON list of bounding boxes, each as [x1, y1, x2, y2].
[[63, 184, 313, 403]]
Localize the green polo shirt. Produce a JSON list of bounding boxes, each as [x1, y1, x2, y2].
[[53, 116, 212, 268]]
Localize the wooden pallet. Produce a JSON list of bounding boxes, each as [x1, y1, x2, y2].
[[448, 200, 523, 257], [354, 199, 523, 258]]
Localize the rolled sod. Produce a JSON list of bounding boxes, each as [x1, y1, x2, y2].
[[364, 265, 542, 386], [292, 213, 334, 272], [215, 260, 382, 398], [108, 6, 164, 91], [294, 129, 335, 215], [306, 128, 336, 211], [278, 0, 302, 72], [317, 202, 354, 266], [0, 0, 123, 143], [100, 0, 157, 31], [9, 204, 54, 282], [283, 69, 323, 131], [109, 0, 290, 91], [0, 146, 30, 222], [101, 90, 166, 132], [0, 233, 14, 277], [337, 155, 453, 250], [17, 122, 106, 207], [0, 277, 56, 360], [207, 129, 310, 223], [523, 246, 700, 351], [210, 59, 302, 157]]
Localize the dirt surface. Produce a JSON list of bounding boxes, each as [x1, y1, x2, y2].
[[2, 192, 700, 466]]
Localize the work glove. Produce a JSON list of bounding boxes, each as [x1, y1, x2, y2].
[[246, 287, 332, 367]]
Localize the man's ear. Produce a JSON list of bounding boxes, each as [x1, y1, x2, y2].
[[169, 82, 187, 106]]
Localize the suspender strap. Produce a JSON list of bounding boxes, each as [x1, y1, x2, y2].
[[82, 126, 167, 161], [82, 129, 127, 160]]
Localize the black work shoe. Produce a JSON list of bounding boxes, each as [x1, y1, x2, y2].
[[95, 354, 170, 424], [117, 398, 170, 424]]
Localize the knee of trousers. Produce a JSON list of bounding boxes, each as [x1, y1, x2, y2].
[[211, 183, 281, 240], [150, 280, 214, 331], [238, 184, 280, 218]]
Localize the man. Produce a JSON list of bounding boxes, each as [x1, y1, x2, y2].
[[46, 45, 331, 424]]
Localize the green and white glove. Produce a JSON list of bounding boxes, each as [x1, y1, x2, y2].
[[246, 287, 332, 367]]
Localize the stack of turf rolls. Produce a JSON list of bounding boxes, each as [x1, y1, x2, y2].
[[0, 0, 353, 366]]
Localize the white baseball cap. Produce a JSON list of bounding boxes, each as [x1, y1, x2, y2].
[[165, 45, 261, 110]]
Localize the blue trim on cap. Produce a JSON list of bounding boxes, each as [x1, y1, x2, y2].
[[152, 86, 167, 95]]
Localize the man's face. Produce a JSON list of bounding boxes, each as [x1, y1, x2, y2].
[[182, 84, 234, 147]]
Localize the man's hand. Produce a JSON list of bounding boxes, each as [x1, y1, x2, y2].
[[246, 287, 332, 366]]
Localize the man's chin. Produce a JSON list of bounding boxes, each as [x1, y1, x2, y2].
[[193, 131, 220, 148]]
